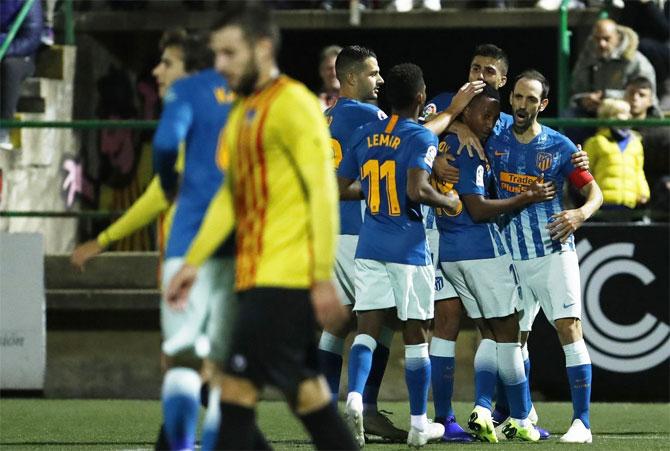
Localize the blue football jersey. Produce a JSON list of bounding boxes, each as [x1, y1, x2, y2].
[[436, 135, 507, 262], [338, 115, 437, 265], [325, 97, 387, 235], [154, 69, 234, 258], [487, 122, 580, 260]]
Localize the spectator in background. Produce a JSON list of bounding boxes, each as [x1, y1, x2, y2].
[[317, 44, 341, 111], [584, 98, 650, 221], [624, 76, 670, 221], [616, 0, 670, 109], [0, 0, 43, 151], [566, 18, 657, 145]]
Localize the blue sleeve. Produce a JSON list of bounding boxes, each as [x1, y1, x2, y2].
[[557, 134, 579, 178], [5, 1, 43, 57], [337, 130, 362, 180], [454, 152, 486, 196], [152, 84, 192, 195], [409, 131, 438, 174]]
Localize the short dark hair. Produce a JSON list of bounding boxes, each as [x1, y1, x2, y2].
[[626, 76, 653, 91], [514, 69, 550, 99], [159, 28, 188, 52], [183, 32, 213, 73], [473, 83, 501, 104], [473, 43, 509, 75], [159, 28, 211, 73], [335, 45, 377, 82], [212, 3, 281, 53], [385, 63, 424, 110]]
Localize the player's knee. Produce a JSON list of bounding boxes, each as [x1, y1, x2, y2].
[[220, 374, 259, 408], [402, 319, 430, 345], [293, 376, 331, 415], [519, 330, 530, 346], [163, 351, 201, 371], [555, 317, 583, 345], [433, 298, 462, 340], [323, 308, 354, 337]]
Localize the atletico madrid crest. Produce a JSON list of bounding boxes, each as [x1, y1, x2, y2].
[[536, 152, 553, 172]]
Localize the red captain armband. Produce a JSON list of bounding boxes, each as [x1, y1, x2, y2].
[[568, 168, 594, 190]]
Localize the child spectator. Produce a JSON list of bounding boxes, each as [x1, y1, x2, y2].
[[584, 98, 650, 219]]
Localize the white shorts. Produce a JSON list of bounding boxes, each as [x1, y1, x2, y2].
[[354, 258, 435, 321], [442, 254, 521, 320], [426, 228, 458, 301], [334, 234, 357, 306], [514, 250, 582, 331], [161, 257, 236, 363]]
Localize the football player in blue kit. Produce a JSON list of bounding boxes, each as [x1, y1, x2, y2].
[[337, 63, 478, 448], [435, 85, 556, 443], [152, 31, 235, 451], [487, 70, 602, 444]]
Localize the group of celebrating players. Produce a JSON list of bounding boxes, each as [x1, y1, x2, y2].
[[71, 4, 602, 450]]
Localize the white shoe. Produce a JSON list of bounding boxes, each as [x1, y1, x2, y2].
[[407, 421, 445, 448], [345, 401, 365, 448], [560, 419, 592, 443]]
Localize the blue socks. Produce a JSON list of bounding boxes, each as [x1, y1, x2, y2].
[[474, 339, 497, 410], [317, 332, 345, 400], [348, 334, 376, 395], [363, 327, 393, 411], [405, 343, 431, 430], [429, 337, 456, 420], [161, 368, 201, 450], [564, 340, 592, 429], [497, 342, 530, 421]]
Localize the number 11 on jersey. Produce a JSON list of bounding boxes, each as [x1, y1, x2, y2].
[[361, 159, 400, 216]]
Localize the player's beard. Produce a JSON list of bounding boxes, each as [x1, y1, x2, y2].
[[236, 59, 260, 97], [512, 108, 535, 134]]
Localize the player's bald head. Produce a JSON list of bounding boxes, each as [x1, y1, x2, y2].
[[335, 45, 377, 82]]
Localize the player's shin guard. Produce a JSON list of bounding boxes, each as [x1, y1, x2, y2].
[[497, 343, 530, 423], [161, 368, 201, 451], [347, 334, 376, 396], [300, 403, 360, 450], [200, 387, 221, 451], [521, 343, 533, 410], [215, 402, 255, 449], [363, 326, 392, 412], [429, 337, 456, 422], [473, 339, 497, 411], [405, 343, 431, 431], [563, 339, 592, 429], [317, 331, 344, 401]]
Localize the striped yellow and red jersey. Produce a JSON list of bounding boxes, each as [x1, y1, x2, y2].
[[185, 75, 339, 291]]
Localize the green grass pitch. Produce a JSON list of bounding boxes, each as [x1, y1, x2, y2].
[[1, 399, 668, 450]]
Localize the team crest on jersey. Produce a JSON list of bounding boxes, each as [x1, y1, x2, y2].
[[536, 152, 553, 171], [422, 103, 437, 121], [245, 109, 256, 122]]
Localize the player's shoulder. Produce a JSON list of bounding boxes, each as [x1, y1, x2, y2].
[[541, 125, 577, 152], [427, 92, 455, 111], [273, 76, 322, 114], [339, 98, 386, 121]]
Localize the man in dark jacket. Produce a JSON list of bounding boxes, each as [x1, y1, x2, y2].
[[1, 0, 43, 150]]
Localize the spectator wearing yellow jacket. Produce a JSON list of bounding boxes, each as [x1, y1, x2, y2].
[[584, 99, 650, 211]]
